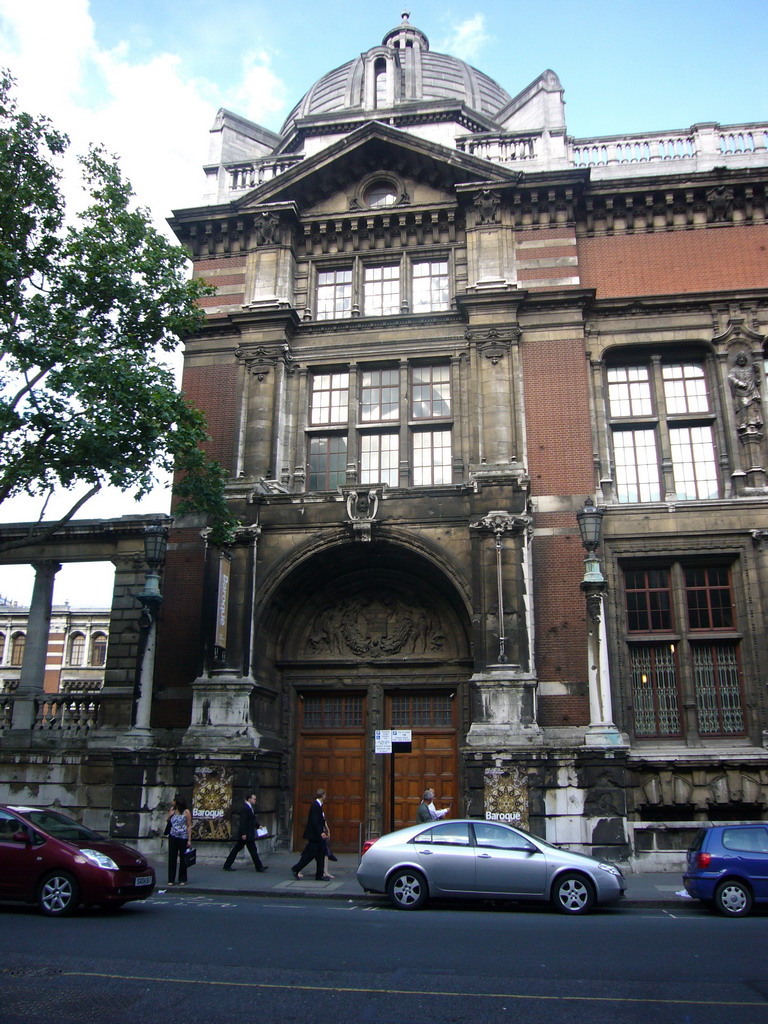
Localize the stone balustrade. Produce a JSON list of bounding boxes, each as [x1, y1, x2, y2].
[[569, 122, 768, 171], [0, 694, 102, 733], [211, 122, 768, 202], [456, 132, 538, 162], [227, 155, 305, 192]]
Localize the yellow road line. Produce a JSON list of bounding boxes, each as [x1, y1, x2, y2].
[[59, 971, 767, 1008]]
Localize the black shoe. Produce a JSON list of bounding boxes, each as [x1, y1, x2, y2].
[[222, 866, 236, 872], [329, 853, 338, 862], [291, 868, 300, 879], [256, 866, 268, 872]]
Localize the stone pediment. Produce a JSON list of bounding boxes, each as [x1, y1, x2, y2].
[[233, 121, 519, 213]]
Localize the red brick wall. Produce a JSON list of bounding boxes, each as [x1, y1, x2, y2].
[[521, 336, 594, 497], [578, 224, 768, 298], [522, 335, 593, 720], [153, 527, 207, 727], [182, 363, 239, 472]]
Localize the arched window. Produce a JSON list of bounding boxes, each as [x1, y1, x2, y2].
[[10, 633, 25, 667], [0, 632, 5, 664], [68, 632, 86, 666], [90, 633, 108, 668], [374, 57, 387, 109]]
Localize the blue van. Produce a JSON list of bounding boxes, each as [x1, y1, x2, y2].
[[684, 824, 768, 917]]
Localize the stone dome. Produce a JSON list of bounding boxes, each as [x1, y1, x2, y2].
[[280, 13, 512, 137]]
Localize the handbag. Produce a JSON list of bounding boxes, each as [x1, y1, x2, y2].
[[163, 819, 172, 837], [184, 847, 197, 867]]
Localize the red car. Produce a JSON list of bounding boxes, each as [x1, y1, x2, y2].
[[0, 804, 155, 916]]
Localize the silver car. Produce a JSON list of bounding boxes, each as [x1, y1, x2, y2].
[[357, 819, 625, 914]]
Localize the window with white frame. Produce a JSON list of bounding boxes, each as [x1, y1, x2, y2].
[[624, 562, 745, 740], [68, 633, 85, 666], [412, 260, 449, 313], [364, 264, 400, 316], [606, 358, 719, 503], [90, 633, 107, 668], [313, 256, 452, 319], [310, 372, 349, 425], [361, 433, 399, 486], [306, 363, 452, 490], [316, 269, 352, 321]]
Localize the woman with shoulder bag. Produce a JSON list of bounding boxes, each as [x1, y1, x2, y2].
[[166, 797, 193, 887]]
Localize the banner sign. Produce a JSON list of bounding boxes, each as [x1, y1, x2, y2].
[[191, 765, 233, 841], [214, 553, 232, 651]]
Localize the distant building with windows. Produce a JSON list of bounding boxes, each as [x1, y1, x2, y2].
[[0, 599, 109, 696]]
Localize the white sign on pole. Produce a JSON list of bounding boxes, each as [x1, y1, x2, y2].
[[391, 729, 412, 743], [375, 729, 392, 753]]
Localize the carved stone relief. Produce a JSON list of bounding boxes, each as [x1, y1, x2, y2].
[[304, 589, 450, 659]]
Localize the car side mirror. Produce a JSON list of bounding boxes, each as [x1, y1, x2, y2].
[[12, 829, 32, 844]]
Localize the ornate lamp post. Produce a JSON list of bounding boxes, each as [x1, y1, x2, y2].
[[133, 522, 169, 733], [576, 499, 624, 747]]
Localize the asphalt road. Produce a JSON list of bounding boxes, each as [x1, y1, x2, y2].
[[1, 892, 766, 1024]]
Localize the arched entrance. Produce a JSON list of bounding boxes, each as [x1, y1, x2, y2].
[[255, 537, 473, 850]]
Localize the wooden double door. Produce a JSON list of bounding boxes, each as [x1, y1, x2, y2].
[[294, 690, 458, 851]]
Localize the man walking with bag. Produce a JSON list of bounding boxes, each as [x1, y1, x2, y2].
[[223, 793, 268, 872]]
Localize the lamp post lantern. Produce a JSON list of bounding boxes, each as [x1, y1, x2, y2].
[[133, 522, 170, 733], [575, 499, 625, 747]]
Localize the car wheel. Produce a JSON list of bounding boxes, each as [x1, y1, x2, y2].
[[551, 872, 595, 915], [38, 871, 79, 917], [386, 868, 428, 910], [714, 879, 753, 917]]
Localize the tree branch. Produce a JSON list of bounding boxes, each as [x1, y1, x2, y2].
[[0, 482, 101, 554]]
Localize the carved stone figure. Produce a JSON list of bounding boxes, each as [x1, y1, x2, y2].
[[728, 352, 763, 431], [473, 189, 500, 225]]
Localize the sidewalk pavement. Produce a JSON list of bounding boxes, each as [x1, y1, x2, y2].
[[158, 850, 693, 908]]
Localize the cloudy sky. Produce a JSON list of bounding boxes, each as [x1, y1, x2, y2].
[[1, 0, 766, 605]]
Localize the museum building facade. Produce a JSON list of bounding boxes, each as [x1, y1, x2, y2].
[[148, 14, 768, 861], [3, 14, 768, 865]]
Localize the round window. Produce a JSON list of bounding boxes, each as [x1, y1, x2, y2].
[[364, 182, 398, 208]]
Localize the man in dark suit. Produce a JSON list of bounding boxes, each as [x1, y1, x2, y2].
[[223, 793, 268, 872], [291, 788, 329, 881]]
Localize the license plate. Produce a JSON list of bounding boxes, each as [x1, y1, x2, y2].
[[134, 875, 153, 887]]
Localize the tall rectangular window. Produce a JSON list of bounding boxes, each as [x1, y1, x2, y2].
[[361, 369, 399, 422], [361, 433, 399, 486], [607, 359, 719, 503], [624, 563, 745, 739], [310, 372, 349, 425], [309, 436, 347, 490], [413, 430, 452, 485], [412, 365, 451, 419], [412, 261, 449, 312], [669, 426, 718, 499], [662, 364, 709, 414], [364, 265, 400, 316], [316, 269, 352, 320], [630, 644, 682, 736], [607, 366, 653, 417], [613, 429, 661, 503]]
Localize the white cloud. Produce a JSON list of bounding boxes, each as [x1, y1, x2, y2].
[[437, 13, 489, 64], [231, 50, 288, 128]]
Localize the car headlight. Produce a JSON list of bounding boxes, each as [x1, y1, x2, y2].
[[80, 849, 119, 870], [598, 862, 621, 877]]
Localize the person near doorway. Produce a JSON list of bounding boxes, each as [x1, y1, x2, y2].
[[416, 788, 450, 823], [292, 788, 330, 881], [223, 793, 268, 872], [166, 796, 193, 886]]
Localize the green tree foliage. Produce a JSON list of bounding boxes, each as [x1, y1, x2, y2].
[[0, 72, 238, 551]]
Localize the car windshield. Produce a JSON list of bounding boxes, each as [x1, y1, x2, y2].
[[21, 809, 103, 842]]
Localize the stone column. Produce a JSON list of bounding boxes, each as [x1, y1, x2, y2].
[[12, 560, 60, 730], [582, 583, 626, 747]]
